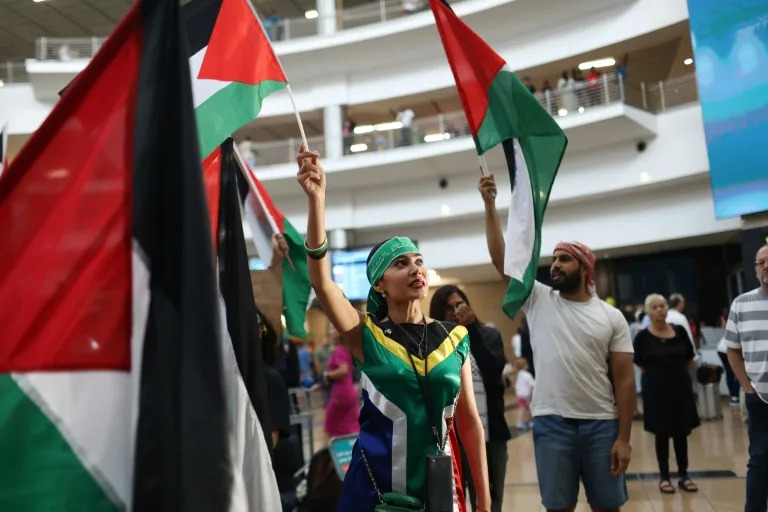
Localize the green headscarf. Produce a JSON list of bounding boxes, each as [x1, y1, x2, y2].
[[366, 237, 419, 317]]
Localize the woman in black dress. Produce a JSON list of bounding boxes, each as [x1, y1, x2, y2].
[[634, 293, 700, 494]]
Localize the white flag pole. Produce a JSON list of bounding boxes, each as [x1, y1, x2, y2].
[[232, 142, 297, 272], [478, 154, 490, 177]]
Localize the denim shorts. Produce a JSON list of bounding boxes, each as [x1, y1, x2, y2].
[[533, 415, 628, 510]]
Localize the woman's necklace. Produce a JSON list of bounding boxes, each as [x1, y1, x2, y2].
[[391, 316, 428, 358]]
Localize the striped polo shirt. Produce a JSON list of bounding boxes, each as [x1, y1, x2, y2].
[[725, 287, 768, 403]]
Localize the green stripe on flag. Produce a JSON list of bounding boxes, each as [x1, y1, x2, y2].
[[282, 219, 311, 339], [0, 375, 118, 511], [195, 80, 287, 159], [476, 69, 567, 318]]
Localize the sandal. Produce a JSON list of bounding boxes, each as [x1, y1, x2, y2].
[[678, 478, 698, 492], [659, 480, 675, 494]]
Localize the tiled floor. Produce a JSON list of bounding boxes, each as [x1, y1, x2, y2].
[[501, 398, 749, 511], [302, 391, 751, 511]]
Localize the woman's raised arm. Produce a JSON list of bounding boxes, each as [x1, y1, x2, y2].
[[297, 145, 364, 360]]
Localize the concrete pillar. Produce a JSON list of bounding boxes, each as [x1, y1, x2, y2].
[[317, 0, 337, 35], [323, 104, 343, 161]]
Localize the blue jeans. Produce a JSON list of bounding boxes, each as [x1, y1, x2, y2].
[[746, 393, 768, 512], [533, 415, 627, 510]]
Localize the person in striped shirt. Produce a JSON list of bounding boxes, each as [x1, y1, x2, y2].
[[726, 244, 768, 512]]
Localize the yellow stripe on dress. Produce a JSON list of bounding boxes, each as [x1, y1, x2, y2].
[[364, 316, 467, 376]]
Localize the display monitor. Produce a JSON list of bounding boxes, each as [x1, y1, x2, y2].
[[331, 247, 373, 301], [687, 0, 768, 218]]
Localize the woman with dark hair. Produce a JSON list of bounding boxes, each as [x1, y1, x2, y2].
[[296, 144, 490, 512], [430, 286, 509, 512]]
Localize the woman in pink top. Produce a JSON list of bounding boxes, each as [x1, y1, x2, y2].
[[323, 344, 360, 439]]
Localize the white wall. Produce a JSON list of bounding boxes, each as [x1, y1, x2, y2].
[[0, 85, 56, 135], [352, 176, 740, 270], [277, 105, 709, 231]]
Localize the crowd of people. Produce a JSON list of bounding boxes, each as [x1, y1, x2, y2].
[[257, 149, 768, 512]]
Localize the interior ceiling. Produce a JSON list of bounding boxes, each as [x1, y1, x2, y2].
[[0, 0, 371, 61]]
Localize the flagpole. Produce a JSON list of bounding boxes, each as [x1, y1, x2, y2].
[[286, 84, 309, 150], [232, 142, 297, 272], [478, 154, 490, 177]]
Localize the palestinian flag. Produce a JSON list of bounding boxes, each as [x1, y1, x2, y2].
[[233, 144, 311, 339], [429, 0, 567, 317], [0, 122, 7, 178], [202, 138, 282, 510], [183, 0, 288, 159], [0, 0, 231, 509]]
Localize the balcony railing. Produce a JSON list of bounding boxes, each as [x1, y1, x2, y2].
[[0, 62, 28, 84], [247, 73, 696, 164], [35, 37, 107, 61], [263, 0, 447, 42]]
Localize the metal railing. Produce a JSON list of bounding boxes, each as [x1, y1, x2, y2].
[[242, 73, 699, 164], [246, 135, 326, 167], [35, 37, 106, 61], [264, 0, 448, 42], [0, 62, 28, 84]]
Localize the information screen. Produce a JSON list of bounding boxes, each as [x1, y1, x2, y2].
[[687, 0, 768, 218], [331, 248, 373, 301]]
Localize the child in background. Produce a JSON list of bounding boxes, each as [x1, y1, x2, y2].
[[514, 358, 535, 431]]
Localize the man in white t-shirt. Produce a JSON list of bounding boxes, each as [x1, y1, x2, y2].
[[480, 176, 636, 512]]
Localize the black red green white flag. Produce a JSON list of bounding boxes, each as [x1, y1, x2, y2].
[[183, 0, 288, 159], [429, 0, 568, 317], [0, 0, 234, 509]]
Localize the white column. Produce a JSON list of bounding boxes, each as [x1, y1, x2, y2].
[[317, 0, 337, 35], [324, 104, 343, 161]]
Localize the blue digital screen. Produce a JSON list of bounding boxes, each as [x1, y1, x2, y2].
[[331, 248, 373, 301], [687, 1, 768, 218]]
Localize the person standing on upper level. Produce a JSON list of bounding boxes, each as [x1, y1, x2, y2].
[[726, 244, 768, 512], [478, 174, 636, 512]]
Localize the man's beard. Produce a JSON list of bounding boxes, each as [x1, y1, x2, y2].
[[552, 269, 582, 293]]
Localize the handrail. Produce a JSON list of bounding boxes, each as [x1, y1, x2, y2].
[[35, 36, 107, 61], [239, 73, 699, 165], [0, 62, 28, 84]]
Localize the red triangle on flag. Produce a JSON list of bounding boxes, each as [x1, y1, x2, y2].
[[429, 0, 506, 137], [202, 147, 223, 252], [197, 0, 287, 85]]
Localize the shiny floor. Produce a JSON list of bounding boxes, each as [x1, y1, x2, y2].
[[501, 398, 749, 511], [304, 393, 751, 511]]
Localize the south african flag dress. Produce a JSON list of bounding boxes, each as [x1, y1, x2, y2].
[[337, 315, 470, 511]]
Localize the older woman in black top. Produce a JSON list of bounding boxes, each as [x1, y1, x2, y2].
[[634, 293, 700, 494]]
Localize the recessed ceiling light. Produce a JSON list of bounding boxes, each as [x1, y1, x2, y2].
[[441, 204, 451, 216], [557, 108, 568, 117], [578, 58, 615, 70], [304, 9, 318, 19], [684, 58, 693, 66], [350, 143, 368, 153], [578, 106, 585, 114], [33, 0, 46, 3], [640, 172, 650, 183]]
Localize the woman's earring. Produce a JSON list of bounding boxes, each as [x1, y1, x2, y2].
[[380, 292, 386, 299]]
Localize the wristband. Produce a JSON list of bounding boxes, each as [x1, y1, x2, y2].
[[305, 237, 329, 260]]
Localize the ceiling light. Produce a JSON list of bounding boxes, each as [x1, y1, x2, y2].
[[350, 143, 368, 153], [578, 106, 585, 114], [684, 58, 693, 66], [640, 172, 650, 183], [424, 133, 450, 143], [353, 125, 374, 134], [578, 57, 616, 70], [33, 0, 46, 3], [428, 268, 442, 284], [304, 9, 318, 19], [373, 121, 402, 131], [557, 108, 568, 117], [440, 204, 451, 216]]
